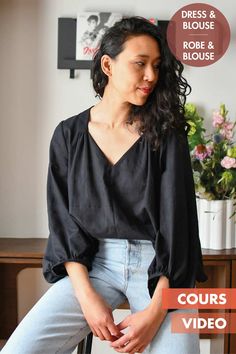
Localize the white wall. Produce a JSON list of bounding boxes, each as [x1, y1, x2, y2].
[[0, 1, 235, 353]]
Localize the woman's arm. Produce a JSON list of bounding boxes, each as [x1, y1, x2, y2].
[[64, 261, 123, 341], [43, 121, 99, 283], [64, 262, 95, 299], [146, 275, 169, 319]]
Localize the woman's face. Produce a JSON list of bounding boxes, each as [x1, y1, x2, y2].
[[103, 34, 161, 106]]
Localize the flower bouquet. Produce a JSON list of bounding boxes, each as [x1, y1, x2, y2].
[[185, 103, 236, 221]]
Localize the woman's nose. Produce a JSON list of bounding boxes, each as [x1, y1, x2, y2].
[[143, 66, 158, 82]]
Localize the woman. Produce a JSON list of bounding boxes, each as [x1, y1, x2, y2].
[[2, 16, 207, 354]]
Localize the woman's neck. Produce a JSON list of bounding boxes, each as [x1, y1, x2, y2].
[[91, 100, 132, 129]]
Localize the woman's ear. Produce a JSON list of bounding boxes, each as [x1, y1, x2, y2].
[[101, 55, 113, 77]]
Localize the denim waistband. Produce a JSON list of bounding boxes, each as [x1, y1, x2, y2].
[[98, 238, 153, 244]]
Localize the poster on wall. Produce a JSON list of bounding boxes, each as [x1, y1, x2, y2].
[[76, 12, 122, 61]]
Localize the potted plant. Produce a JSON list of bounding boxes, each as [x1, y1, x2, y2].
[[185, 103, 236, 249]]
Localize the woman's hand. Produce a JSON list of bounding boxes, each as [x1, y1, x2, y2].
[[110, 306, 167, 353], [65, 262, 123, 342], [77, 290, 123, 342]]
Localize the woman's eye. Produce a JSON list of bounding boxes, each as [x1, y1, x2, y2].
[[154, 64, 160, 70], [135, 62, 160, 71]]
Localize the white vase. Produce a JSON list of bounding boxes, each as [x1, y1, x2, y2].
[[196, 198, 236, 250]]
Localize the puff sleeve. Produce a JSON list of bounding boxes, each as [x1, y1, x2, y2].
[[148, 128, 207, 298], [43, 121, 99, 283]]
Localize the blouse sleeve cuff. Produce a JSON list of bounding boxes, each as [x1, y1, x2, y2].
[[147, 267, 170, 298], [43, 256, 93, 283]]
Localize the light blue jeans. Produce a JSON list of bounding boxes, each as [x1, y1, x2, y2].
[[1, 239, 200, 354]]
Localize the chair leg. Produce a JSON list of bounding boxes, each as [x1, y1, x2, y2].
[[77, 332, 93, 354]]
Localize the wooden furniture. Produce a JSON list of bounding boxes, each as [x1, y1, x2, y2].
[[196, 248, 236, 354], [0, 238, 45, 342], [231, 260, 236, 354], [0, 238, 236, 354]]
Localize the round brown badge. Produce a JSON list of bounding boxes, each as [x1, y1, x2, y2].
[[166, 3, 231, 67]]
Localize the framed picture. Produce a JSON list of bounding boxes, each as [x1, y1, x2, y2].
[[76, 12, 122, 61]]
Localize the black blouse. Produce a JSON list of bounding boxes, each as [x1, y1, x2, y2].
[[43, 106, 207, 302]]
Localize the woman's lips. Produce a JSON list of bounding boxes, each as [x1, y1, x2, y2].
[[138, 87, 152, 95]]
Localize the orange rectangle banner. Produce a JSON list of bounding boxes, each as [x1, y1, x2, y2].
[[171, 312, 236, 334], [162, 288, 236, 309]]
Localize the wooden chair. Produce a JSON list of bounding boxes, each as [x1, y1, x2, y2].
[[77, 300, 130, 354]]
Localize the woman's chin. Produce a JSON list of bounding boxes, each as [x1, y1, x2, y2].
[[133, 99, 148, 106], [129, 96, 148, 106]]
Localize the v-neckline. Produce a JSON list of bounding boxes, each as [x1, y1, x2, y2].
[[86, 106, 143, 168]]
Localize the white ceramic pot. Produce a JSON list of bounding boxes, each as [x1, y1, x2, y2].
[[196, 198, 236, 250]]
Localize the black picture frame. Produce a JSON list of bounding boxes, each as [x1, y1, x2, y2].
[[58, 18, 91, 78]]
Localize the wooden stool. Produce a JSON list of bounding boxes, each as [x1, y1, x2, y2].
[[77, 300, 130, 354]]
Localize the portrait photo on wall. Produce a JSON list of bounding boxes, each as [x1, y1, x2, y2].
[[76, 12, 122, 61]]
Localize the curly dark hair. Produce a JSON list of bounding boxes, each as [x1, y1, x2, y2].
[[91, 16, 191, 150]]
